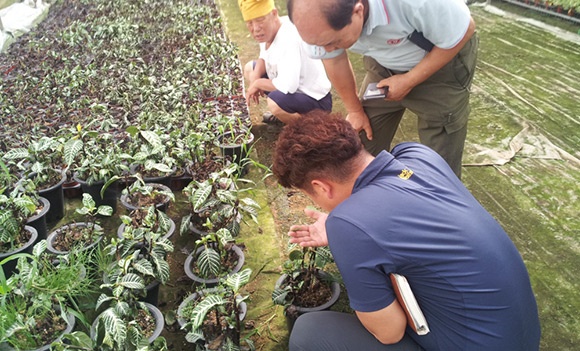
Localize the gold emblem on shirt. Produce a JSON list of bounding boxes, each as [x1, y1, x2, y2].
[[398, 169, 413, 180]]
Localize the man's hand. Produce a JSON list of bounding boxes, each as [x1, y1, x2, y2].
[[288, 208, 329, 247], [346, 110, 373, 141], [322, 53, 373, 140], [246, 83, 263, 105], [378, 76, 413, 101]]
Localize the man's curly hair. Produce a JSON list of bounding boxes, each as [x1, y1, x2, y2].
[[272, 110, 363, 191]]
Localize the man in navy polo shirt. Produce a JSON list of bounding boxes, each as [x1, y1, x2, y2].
[[272, 111, 540, 351]]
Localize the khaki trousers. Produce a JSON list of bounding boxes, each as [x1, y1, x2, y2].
[[359, 34, 479, 178]]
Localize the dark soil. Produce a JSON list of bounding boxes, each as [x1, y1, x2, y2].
[[51, 225, 98, 252], [15, 309, 67, 349], [0, 227, 32, 254], [136, 307, 157, 339], [124, 191, 169, 209], [288, 271, 333, 309], [187, 155, 227, 183], [33, 170, 64, 192]]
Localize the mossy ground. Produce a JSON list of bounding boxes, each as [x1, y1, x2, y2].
[[217, 1, 580, 350]]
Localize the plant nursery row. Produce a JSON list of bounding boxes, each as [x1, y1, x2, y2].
[[0, 0, 342, 350], [506, 0, 580, 16]]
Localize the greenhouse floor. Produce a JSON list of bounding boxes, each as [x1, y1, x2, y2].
[[2, 0, 578, 350], [215, 1, 580, 350]]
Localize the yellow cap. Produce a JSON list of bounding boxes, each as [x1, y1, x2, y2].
[[238, 0, 275, 21]]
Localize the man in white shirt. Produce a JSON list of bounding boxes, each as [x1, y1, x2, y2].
[[239, 0, 332, 124]]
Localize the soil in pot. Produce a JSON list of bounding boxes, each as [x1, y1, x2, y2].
[[46, 223, 103, 254], [276, 270, 341, 331], [120, 183, 173, 213], [184, 243, 245, 286], [90, 302, 164, 344], [0, 226, 38, 279], [186, 154, 224, 183], [1, 310, 75, 351]]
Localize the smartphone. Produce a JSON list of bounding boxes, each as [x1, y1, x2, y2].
[[363, 82, 388, 100]]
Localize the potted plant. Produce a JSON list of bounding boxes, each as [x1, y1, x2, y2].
[[2, 135, 67, 223], [117, 205, 176, 241], [46, 193, 112, 255], [117, 173, 175, 213], [178, 268, 254, 350], [91, 267, 167, 350], [272, 245, 341, 330], [166, 121, 214, 190], [0, 179, 44, 277], [102, 222, 174, 306], [177, 113, 232, 184], [5, 178, 51, 243], [181, 164, 260, 237], [183, 227, 245, 287], [0, 241, 91, 350], [52, 331, 168, 351], [126, 126, 176, 186], [65, 125, 129, 212], [216, 116, 255, 173]]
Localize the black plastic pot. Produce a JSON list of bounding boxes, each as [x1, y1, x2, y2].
[[184, 244, 245, 287], [275, 270, 341, 332], [169, 171, 192, 191], [90, 302, 164, 343], [46, 222, 103, 255], [218, 131, 254, 175], [36, 170, 66, 223], [62, 179, 83, 199], [0, 226, 38, 279], [73, 175, 119, 214], [119, 183, 173, 213], [26, 197, 50, 244], [218, 131, 254, 162]]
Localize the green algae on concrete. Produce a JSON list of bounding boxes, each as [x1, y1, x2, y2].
[[237, 183, 292, 350], [466, 6, 580, 350]]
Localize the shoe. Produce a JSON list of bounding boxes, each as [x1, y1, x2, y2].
[[262, 111, 281, 124]]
